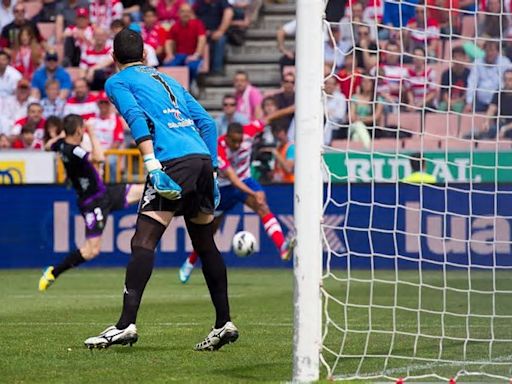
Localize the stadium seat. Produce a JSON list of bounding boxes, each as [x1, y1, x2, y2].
[[25, 1, 43, 20], [402, 137, 441, 150], [424, 112, 459, 138], [157, 66, 189, 89], [440, 137, 473, 150], [474, 141, 512, 151], [37, 22, 56, 41], [330, 139, 368, 152], [458, 114, 487, 138], [386, 112, 421, 136], [371, 138, 403, 152]]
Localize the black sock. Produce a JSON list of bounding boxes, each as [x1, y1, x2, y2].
[[115, 214, 165, 330], [186, 220, 231, 328], [116, 246, 155, 330], [53, 249, 86, 278]]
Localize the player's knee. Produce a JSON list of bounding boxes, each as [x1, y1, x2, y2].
[[257, 204, 270, 217], [131, 214, 167, 251]]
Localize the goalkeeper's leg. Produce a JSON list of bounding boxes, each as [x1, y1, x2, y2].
[[185, 213, 237, 351], [179, 215, 224, 284]]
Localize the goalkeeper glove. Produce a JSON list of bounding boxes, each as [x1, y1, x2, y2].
[[213, 172, 221, 209], [144, 154, 182, 200]]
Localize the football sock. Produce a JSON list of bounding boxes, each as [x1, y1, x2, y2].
[[116, 214, 166, 330], [53, 249, 86, 278], [186, 219, 230, 329], [188, 251, 198, 265], [262, 213, 285, 251]]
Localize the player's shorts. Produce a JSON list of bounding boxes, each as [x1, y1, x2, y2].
[[138, 155, 215, 218], [215, 177, 263, 216], [79, 184, 130, 238]]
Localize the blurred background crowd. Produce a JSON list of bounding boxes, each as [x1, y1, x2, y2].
[[0, 0, 509, 184]]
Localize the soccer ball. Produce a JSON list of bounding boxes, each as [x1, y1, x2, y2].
[[232, 231, 257, 257]]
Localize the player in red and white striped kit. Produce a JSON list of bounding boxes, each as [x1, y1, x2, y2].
[[178, 121, 294, 283]]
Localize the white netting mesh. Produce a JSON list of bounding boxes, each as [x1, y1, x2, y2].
[[319, 0, 512, 381]]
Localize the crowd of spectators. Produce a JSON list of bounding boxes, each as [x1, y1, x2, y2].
[[3, 0, 512, 184], [274, 0, 512, 147]]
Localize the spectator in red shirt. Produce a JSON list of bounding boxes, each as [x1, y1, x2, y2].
[[154, 0, 185, 26], [80, 28, 114, 90], [404, 5, 440, 57], [11, 25, 43, 79], [141, 5, 167, 60], [426, 0, 460, 35], [63, 78, 99, 120], [11, 102, 45, 146], [164, 4, 206, 87], [12, 122, 42, 149], [62, 7, 94, 67], [337, 54, 363, 100]]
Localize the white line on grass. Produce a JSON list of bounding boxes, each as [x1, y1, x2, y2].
[[1, 322, 293, 327], [332, 354, 512, 380]]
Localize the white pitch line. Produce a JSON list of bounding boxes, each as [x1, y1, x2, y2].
[[332, 354, 512, 380], [0, 322, 293, 327], [8, 293, 246, 299]]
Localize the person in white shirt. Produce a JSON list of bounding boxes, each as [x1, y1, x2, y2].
[[0, 49, 21, 97], [0, 0, 13, 32], [0, 78, 36, 135], [465, 40, 512, 113], [324, 76, 347, 145]]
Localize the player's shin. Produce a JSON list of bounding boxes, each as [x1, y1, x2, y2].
[[52, 249, 87, 278], [261, 213, 285, 251], [186, 220, 230, 328], [116, 214, 166, 329]]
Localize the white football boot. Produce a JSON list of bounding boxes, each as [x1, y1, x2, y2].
[[194, 321, 239, 351], [84, 324, 138, 349]]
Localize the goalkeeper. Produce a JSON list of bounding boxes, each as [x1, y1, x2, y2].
[[84, 28, 238, 351]]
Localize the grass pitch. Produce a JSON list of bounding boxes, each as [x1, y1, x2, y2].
[[1, 269, 294, 384], [2, 268, 512, 383]]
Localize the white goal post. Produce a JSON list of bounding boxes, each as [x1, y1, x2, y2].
[[293, 0, 512, 382], [293, 0, 324, 382]]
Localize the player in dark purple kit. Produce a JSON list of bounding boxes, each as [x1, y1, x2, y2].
[[38, 114, 144, 291]]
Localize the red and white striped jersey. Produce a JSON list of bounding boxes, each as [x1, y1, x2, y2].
[[89, 0, 123, 30], [217, 121, 264, 187], [407, 18, 440, 43], [79, 41, 113, 69], [406, 67, 437, 104], [64, 25, 94, 53], [12, 117, 46, 148], [64, 94, 99, 121], [88, 112, 124, 149], [374, 64, 410, 98]]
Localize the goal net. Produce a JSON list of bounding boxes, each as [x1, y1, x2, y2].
[[296, 0, 512, 382]]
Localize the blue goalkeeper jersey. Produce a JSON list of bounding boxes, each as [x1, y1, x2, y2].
[[105, 64, 218, 168]]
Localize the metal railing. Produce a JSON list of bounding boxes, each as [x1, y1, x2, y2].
[[56, 149, 145, 184]]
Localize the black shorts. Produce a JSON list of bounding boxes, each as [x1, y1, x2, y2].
[[139, 155, 214, 218], [79, 184, 129, 238]]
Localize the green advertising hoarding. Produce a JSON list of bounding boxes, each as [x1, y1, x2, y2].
[[323, 151, 512, 182]]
